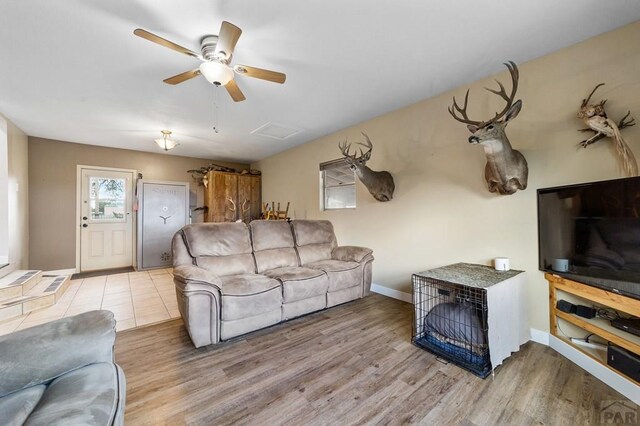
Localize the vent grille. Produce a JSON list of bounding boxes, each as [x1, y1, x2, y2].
[[250, 122, 302, 140]]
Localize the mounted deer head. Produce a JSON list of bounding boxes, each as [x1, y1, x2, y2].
[[338, 132, 395, 202], [448, 61, 528, 195]]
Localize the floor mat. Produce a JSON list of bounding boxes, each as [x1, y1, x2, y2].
[[71, 266, 135, 280]]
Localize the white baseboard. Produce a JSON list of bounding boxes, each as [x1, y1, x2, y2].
[[549, 334, 639, 405], [370, 283, 412, 303], [0, 255, 7, 264], [530, 328, 550, 346], [43, 268, 76, 276]]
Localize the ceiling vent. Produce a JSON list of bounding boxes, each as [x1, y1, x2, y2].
[[250, 122, 302, 140]]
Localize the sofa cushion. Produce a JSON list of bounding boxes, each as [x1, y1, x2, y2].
[[327, 285, 363, 307], [221, 309, 282, 340], [182, 223, 256, 276], [0, 384, 46, 426], [25, 362, 121, 426], [282, 294, 326, 320], [250, 220, 300, 273], [219, 274, 282, 321], [292, 220, 337, 265], [291, 220, 337, 247], [182, 223, 252, 257], [196, 254, 256, 277], [250, 220, 295, 251], [306, 259, 362, 292], [254, 248, 299, 274], [219, 274, 281, 296], [263, 266, 329, 303], [0, 311, 116, 399]]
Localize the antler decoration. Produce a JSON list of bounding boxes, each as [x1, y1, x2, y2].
[[447, 61, 528, 195], [336, 133, 395, 202], [448, 61, 519, 127], [577, 83, 638, 176]]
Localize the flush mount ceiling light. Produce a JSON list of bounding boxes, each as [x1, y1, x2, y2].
[[199, 61, 235, 86], [154, 130, 178, 151]]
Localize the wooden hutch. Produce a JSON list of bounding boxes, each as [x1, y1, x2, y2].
[[203, 171, 261, 223]]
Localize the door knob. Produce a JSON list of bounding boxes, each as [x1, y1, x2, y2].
[[82, 224, 88, 228], [82, 216, 87, 220]]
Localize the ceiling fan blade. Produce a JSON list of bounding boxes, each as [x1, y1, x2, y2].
[[214, 21, 242, 61], [224, 79, 246, 102], [163, 69, 201, 85], [234, 65, 286, 84], [134, 28, 202, 59]]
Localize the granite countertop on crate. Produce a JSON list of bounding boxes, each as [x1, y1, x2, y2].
[[414, 263, 524, 289]]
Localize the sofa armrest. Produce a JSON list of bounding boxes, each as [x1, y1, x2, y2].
[[0, 310, 116, 398], [332, 246, 374, 263], [172, 264, 223, 348], [173, 264, 222, 291]]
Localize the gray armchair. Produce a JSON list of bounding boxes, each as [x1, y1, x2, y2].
[[0, 310, 126, 425]]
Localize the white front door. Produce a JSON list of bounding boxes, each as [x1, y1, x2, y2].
[[80, 168, 134, 272]]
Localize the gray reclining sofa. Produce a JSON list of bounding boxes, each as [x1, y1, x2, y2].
[[172, 220, 374, 347], [0, 310, 126, 425]]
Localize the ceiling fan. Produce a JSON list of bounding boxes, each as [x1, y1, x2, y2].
[[134, 21, 286, 102]]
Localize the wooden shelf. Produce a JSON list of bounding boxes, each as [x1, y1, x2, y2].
[[546, 272, 640, 317], [547, 272, 640, 386], [555, 330, 640, 387], [554, 308, 640, 355], [555, 334, 607, 364]]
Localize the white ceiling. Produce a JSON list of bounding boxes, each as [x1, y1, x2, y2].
[[1, 1, 639, 163]]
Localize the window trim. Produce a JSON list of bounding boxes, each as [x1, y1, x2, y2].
[[319, 158, 356, 211]]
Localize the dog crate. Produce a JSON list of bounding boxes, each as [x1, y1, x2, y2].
[[413, 271, 491, 377], [413, 263, 529, 378]]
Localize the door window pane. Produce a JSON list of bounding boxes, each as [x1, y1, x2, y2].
[[89, 177, 126, 221]]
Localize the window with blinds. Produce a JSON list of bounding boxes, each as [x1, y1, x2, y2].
[[320, 158, 356, 210]]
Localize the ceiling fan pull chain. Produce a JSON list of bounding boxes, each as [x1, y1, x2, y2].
[[212, 88, 220, 134]]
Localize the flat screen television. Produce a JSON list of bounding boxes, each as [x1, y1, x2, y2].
[[537, 176, 640, 300]]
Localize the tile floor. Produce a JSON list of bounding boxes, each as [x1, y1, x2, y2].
[[0, 268, 180, 336]]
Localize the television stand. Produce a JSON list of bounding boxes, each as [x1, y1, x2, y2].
[[546, 272, 640, 387]]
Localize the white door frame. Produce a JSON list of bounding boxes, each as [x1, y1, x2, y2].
[[75, 165, 137, 273]]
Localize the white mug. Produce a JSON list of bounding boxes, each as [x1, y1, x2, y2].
[[494, 257, 510, 271], [553, 258, 569, 272]]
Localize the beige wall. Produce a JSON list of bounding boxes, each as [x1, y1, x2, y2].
[[7, 119, 29, 270], [0, 113, 29, 273], [253, 22, 640, 332], [29, 137, 247, 271]]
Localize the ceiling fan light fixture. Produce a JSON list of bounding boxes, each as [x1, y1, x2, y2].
[[154, 130, 178, 151], [199, 61, 234, 86]]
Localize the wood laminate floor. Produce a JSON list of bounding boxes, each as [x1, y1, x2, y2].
[[115, 294, 637, 425]]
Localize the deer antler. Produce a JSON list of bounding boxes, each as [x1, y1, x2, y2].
[[226, 197, 236, 212], [448, 89, 483, 126], [581, 83, 605, 108], [338, 139, 356, 159], [448, 61, 520, 126], [484, 61, 519, 123], [358, 132, 374, 161]]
